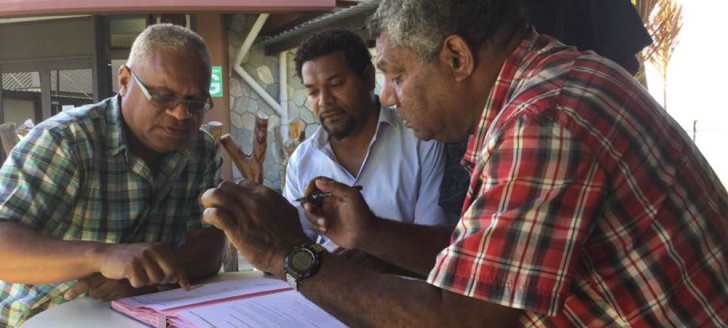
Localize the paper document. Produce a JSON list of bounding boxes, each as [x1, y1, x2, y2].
[[111, 276, 345, 328], [170, 290, 346, 328]]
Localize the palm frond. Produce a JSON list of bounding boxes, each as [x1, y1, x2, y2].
[[634, 0, 683, 109]]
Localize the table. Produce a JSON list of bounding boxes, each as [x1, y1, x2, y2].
[[22, 270, 262, 328]]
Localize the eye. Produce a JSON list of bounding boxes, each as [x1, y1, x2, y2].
[[306, 89, 319, 97], [151, 93, 177, 106], [152, 93, 176, 101], [390, 75, 401, 85]]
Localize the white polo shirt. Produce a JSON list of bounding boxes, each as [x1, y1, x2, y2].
[[282, 106, 456, 246]]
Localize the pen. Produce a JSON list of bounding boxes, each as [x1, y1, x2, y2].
[[295, 185, 363, 204]]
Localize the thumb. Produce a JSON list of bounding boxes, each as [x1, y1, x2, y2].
[[64, 281, 89, 300], [314, 177, 345, 194], [202, 207, 237, 232], [314, 178, 358, 200]]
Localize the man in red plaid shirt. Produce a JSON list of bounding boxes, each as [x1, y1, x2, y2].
[[201, 0, 728, 326]]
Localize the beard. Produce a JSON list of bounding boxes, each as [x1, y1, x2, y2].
[[323, 118, 355, 140]]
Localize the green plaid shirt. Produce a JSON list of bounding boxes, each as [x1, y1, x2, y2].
[[0, 96, 221, 327]]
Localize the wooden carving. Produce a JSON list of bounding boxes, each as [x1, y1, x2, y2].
[[220, 114, 268, 184], [0, 123, 19, 163], [274, 119, 306, 190], [218, 113, 269, 271]]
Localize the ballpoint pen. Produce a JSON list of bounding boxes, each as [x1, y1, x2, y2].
[[295, 185, 363, 204]]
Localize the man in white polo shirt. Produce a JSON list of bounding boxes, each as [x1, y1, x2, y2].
[[282, 28, 456, 258]]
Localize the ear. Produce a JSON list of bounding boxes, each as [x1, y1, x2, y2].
[[118, 65, 130, 96], [440, 35, 475, 82], [363, 64, 376, 91]]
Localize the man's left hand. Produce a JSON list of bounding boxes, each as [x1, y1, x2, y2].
[[200, 180, 310, 278], [64, 273, 155, 302]]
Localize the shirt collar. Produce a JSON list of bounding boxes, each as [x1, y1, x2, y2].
[[106, 95, 191, 160], [106, 95, 127, 157]]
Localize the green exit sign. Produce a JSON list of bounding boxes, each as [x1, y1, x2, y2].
[[210, 66, 223, 98]]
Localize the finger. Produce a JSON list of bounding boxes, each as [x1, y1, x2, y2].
[[200, 181, 247, 209], [127, 264, 149, 288], [88, 281, 115, 300], [303, 176, 328, 196], [64, 281, 90, 300], [314, 178, 350, 198], [64, 273, 106, 300], [199, 187, 218, 208], [202, 207, 239, 232], [200, 184, 257, 225], [176, 270, 191, 291], [146, 246, 182, 285], [90, 279, 130, 301], [303, 211, 328, 232], [318, 224, 327, 234], [140, 251, 166, 284]]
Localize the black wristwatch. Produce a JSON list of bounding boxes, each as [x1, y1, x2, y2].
[[284, 243, 324, 290]]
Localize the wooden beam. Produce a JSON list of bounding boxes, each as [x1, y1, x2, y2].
[[0, 0, 335, 18], [260, 12, 326, 37], [336, 0, 361, 8]]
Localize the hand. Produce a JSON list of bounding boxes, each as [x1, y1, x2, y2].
[[303, 178, 377, 249], [64, 273, 155, 302], [200, 180, 310, 278], [95, 242, 189, 290]]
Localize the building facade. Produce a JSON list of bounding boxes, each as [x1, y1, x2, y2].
[[0, 0, 378, 189]]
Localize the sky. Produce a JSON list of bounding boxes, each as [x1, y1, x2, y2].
[[643, 0, 728, 187]]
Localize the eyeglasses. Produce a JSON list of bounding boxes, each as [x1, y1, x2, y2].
[[125, 65, 213, 116]]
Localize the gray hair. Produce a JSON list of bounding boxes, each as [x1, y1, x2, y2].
[[368, 0, 527, 63], [127, 23, 211, 71]]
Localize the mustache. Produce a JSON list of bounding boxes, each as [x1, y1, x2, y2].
[[318, 107, 345, 120], [160, 120, 194, 130]]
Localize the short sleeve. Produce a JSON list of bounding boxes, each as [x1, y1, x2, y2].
[[427, 114, 607, 315], [0, 127, 81, 235]]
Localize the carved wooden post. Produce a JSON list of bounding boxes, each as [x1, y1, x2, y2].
[[0, 123, 19, 164], [218, 113, 269, 271], [274, 119, 305, 190]]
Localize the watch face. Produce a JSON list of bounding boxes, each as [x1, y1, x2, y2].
[[291, 249, 315, 271]]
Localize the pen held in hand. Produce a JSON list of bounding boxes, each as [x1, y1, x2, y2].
[[295, 185, 363, 204]]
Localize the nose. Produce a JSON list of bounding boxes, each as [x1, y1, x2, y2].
[[318, 87, 334, 108], [379, 79, 398, 108], [166, 102, 192, 120]]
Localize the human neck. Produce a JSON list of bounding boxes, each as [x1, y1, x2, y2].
[[124, 126, 163, 175], [468, 28, 529, 127]]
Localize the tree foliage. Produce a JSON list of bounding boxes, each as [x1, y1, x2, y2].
[[634, 0, 683, 110]]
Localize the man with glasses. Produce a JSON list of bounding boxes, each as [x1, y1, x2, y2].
[[0, 24, 224, 327]]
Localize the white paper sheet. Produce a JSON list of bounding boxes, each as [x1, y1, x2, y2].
[[118, 277, 290, 311], [171, 289, 347, 328]]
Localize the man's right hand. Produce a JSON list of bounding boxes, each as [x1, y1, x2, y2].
[[302, 178, 378, 250], [94, 242, 189, 290]]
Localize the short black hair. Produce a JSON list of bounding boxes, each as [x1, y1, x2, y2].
[[294, 28, 372, 81]]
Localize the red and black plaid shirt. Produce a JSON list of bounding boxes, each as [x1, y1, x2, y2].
[[428, 30, 728, 327]]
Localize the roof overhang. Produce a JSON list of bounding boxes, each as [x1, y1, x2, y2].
[[0, 0, 335, 18], [258, 0, 379, 54]]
